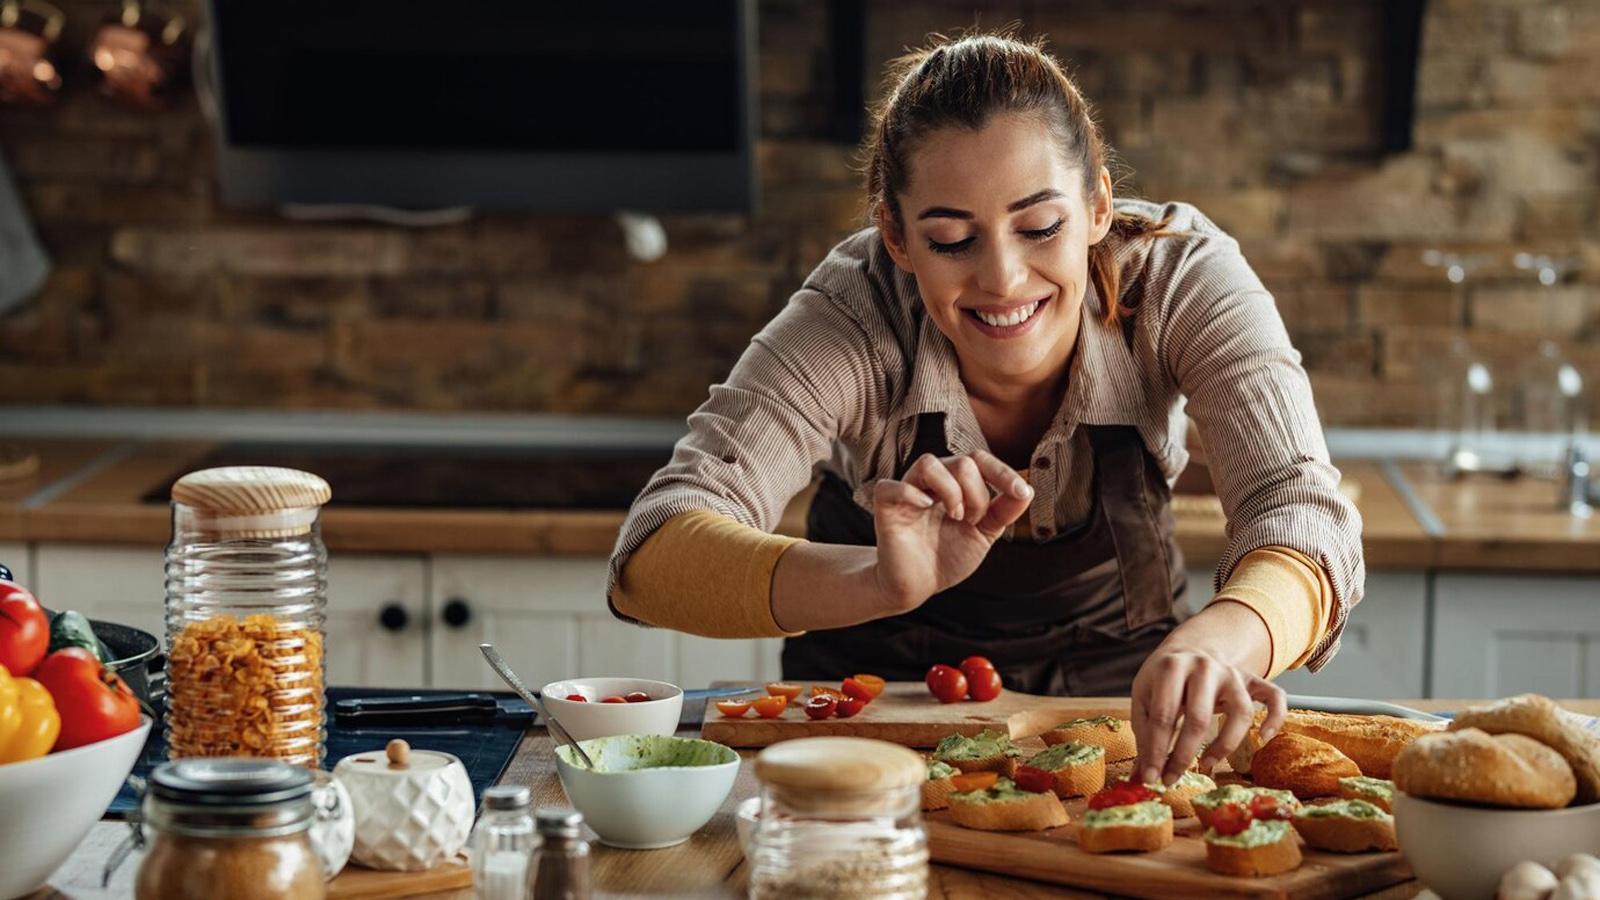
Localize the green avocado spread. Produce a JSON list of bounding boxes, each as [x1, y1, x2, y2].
[[1296, 799, 1388, 820], [1082, 800, 1170, 829], [1026, 741, 1104, 771], [935, 730, 1022, 762], [1170, 771, 1215, 791], [926, 761, 958, 781], [556, 734, 737, 772], [951, 777, 1036, 804], [1338, 776, 1394, 800], [1053, 715, 1123, 732], [1204, 818, 1292, 848], [1193, 784, 1298, 810]]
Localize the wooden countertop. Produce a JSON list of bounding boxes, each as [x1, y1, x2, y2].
[[45, 697, 1600, 900], [3, 439, 1599, 572]]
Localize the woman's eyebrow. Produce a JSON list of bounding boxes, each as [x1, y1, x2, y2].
[[915, 188, 1064, 221]]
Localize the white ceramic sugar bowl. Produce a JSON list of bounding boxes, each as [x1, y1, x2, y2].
[[333, 739, 475, 871]]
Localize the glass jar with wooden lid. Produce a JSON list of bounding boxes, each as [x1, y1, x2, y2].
[[164, 466, 330, 766], [748, 736, 929, 899]]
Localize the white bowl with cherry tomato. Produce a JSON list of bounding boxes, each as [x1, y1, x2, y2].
[[925, 656, 1004, 703], [540, 677, 683, 743]]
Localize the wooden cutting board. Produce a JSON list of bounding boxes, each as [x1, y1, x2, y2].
[[927, 797, 1412, 900], [701, 681, 1127, 748], [327, 855, 472, 899]]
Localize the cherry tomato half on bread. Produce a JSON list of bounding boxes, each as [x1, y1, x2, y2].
[[714, 700, 751, 718], [1013, 764, 1054, 794], [804, 694, 837, 720], [834, 695, 865, 718], [840, 677, 875, 704], [765, 682, 803, 700], [1210, 802, 1253, 836], [951, 771, 999, 793], [1087, 780, 1160, 811], [965, 666, 1003, 702], [925, 664, 967, 704], [752, 695, 788, 718], [1249, 795, 1292, 821]]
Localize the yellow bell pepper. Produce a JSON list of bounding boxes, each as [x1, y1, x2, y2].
[[0, 662, 60, 764]]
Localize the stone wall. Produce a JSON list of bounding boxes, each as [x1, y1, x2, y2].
[[2, 0, 1597, 428]]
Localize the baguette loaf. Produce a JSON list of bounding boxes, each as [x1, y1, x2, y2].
[[1227, 709, 1442, 778], [1449, 694, 1600, 805], [1251, 733, 1362, 799], [1392, 728, 1576, 809]]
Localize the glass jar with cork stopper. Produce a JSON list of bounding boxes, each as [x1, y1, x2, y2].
[[163, 466, 331, 767], [748, 736, 929, 899]]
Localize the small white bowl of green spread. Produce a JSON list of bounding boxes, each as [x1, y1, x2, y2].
[[554, 734, 740, 849]]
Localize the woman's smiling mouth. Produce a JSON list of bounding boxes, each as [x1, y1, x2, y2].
[[965, 297, 1050, 337]]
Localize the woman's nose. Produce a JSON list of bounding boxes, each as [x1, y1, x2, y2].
[[974, 240, 1028, 298]]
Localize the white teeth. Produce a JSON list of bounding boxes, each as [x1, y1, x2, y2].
[[975, 301, 1040, 328]]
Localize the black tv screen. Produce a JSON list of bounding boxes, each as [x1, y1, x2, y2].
[[207, 0, 756, 212]]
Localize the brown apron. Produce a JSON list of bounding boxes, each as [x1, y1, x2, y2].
[[782, 415, 1190, 696]]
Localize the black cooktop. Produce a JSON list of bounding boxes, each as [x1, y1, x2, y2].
[[142, 442, 673, 510]]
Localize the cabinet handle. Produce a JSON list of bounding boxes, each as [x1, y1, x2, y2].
[[441, 597, 473, 629], [378, 602, 409, 633]]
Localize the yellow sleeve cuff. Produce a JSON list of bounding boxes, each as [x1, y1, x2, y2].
[[1210, 546, 1333, 679], [612, 509, 806, 639]]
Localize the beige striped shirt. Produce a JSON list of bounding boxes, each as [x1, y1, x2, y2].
[[607, 199, 1364, 671]]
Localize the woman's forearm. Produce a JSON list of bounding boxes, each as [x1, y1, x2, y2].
[[770, 541, 902, 632], [1159, 600, 1273, 679]]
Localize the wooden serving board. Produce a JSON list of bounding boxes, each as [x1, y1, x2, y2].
[[327, 855, 472, 899], [702, 681, 1126, 748], [926, 799, 1413, 900]]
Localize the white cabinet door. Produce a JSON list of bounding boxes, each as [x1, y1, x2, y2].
[[1433, 573, 1600, 699], [33, 544, 166, 640], [1275, 571, 1429, 699], [324, 555, 428, 688], [0, 542, 30, 588], [429, 554, 780, 691]]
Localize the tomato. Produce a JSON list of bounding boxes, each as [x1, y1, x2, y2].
[[1209, 802, 1252, 836], [600, 695, 628, 703], [925, 664, 968, 704], [0, 582, 49, 678], [1013, 764, 1054, 794], [810, 685, 844, 699], [753, 695, 788, 718], [563, 693, 588, 702], [623, 691, 651, 703], [834, 695, 865, 718], [766, 682, 803, 700], [965, 666, 1003, 702], [714, 700, 751, 718], [850, 674, 886, 698], [1088, 780, 1160, 810], [1249, 795, 1292, 821], [950, 771, 999, 792], [840, 677, 875, 704], [804, 694, 837, 720], [959, 655, 995, 678], [33, 648, 140, 751]]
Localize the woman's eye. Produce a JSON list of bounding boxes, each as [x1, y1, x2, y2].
[[927, 236, 976, 255], [1020, 219, 1064, 240]]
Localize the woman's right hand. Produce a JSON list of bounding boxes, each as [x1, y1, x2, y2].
[[871, 450, 1035, 612]]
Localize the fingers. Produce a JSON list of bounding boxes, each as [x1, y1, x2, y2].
[[1199, 675, 1255, 772], [1132, 653, 1186, 786], [1163, 665, 1222, 784], [947, 455, 991, 525], [902, 453, 966, 520], [970, 449, 1032, 500], [1249, 674, 1288, 742], [872, 478, 935, 513]]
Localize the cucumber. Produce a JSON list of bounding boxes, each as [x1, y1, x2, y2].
[[48, 609, 107, 663]]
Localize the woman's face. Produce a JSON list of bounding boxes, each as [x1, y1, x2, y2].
[[880, 112, 1113, 389]]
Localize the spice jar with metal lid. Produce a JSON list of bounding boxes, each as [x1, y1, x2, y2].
[[135, 757, 325, 900], [530, 807, 591, 900], [749, 736, 929, 899], [164, 466, 330, 766]]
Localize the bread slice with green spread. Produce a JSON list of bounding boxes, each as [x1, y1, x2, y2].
[[1192, 784, 1301, 830], [922, 760, 959, 811], [1148, 770, 1216, 818], [933, 730, 1024, 776], [1335, 775, 1395, 813], [1077, 800, 1174, 853], [1291, 799, 1398, 852], [1203, 819, 1303, 876], [1040, 716, 1136, 762], [946, 777, 1069, 831], [1021, 741, 1106, 798]]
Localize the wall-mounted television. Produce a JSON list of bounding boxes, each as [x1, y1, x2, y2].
[[205, 0, 757, 213]]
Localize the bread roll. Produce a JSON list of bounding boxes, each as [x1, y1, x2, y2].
[[1450, 694, 1600, 805], [1392, 728, 1576, 809], [1251, 733, 1362, 799]]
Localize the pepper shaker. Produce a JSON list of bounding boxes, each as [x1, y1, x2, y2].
[[529, 808, 590, 900]]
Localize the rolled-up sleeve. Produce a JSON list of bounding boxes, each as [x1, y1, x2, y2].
[[606, 286, 885, 623], [1158, 234, 1365, 671]]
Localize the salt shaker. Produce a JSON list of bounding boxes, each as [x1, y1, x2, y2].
[[530, 808, 591, 900], [471, 785, 538, 900]]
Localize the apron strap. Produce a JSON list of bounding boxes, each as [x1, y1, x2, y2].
[[1087, 425, 1177, 631], [893, 412, 951, 477]]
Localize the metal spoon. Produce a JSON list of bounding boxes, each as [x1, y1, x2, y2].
[[479, 643, 596, 770]]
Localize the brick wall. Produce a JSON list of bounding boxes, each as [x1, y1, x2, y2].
[[2, 0, 1597, 428]]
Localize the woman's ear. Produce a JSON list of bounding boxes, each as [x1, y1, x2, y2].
[[876, 206, 915, 272], [1088, 166, 1114, 245]]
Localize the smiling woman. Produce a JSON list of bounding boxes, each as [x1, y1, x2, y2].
[[604, 29, 1363, 786]]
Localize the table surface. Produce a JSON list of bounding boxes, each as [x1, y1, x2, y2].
[[38, 698, 1600, 899]]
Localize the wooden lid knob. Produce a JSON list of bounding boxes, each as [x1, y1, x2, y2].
[[386, 739, 410, 768], [173, 466, 332, 512], [755, 737, 924, 793]]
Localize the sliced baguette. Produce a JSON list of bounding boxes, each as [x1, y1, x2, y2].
[[1049, 756, 1106, 799], [1077, 817, 1174, 854], [1335, 777, 1394, 813], [922, 777, 956, 812], [944, 754, 1016, 777], [1291, 811, 1398, 853], [1204, 829, 1303, 876], [1041, 718, 1136, 762], [947, 789, 1069, 832]]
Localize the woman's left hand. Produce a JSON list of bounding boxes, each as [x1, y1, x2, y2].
[[1129, 602, 1287, 786]]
